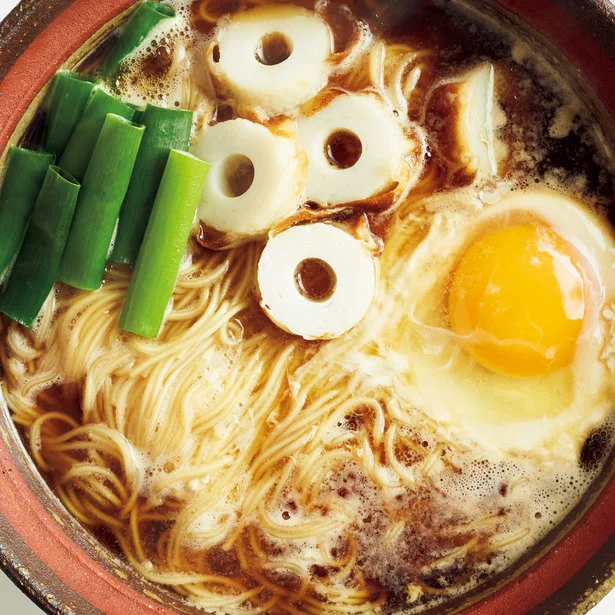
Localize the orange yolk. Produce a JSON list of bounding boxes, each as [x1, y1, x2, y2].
[[448, 224, 585, 378]]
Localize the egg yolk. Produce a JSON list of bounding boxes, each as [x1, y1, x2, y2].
[[448, 224, 585, 378]]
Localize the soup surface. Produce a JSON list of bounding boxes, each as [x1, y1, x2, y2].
[[1, 0, 615, 613]]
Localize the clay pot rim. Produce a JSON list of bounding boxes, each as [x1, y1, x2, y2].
[[0, 1, 614, 614]]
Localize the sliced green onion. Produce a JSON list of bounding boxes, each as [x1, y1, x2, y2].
[[43, 72, 96, 156], [100, 1, 176, 80], [119, 150, 209, 338], [0, 147, 55, 278], [59, 114, 145, 291], [111, 104, 193, 265], [0, 166, 80, 328], [59, 88, 136, 181]]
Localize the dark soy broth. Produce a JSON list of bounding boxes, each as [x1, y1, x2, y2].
[[5, 1, 614, 614]]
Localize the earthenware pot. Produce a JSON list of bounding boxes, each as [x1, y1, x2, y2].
[[0, 1, 614, 613]]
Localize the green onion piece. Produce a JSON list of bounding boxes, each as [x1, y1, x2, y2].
[[100, 1, 176, 80], [59, 88, 136, 181], [43, 72, 95, 156], [119, 150, 209, 338], [0, 166, 80, 328], [0, 147, 55, 278], [111, 104, 193, 265], [59, 114, 145, 291]]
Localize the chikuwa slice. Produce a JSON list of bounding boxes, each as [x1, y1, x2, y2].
[[206, 5, 333, 115], [193, 118, 306, 245], [297, 92, 416, 206], [456, 63, 500, 177], [257, 223, 377, 340]]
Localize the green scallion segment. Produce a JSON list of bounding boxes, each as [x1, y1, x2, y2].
[[59, 114, 145, 291], [119, 150, 209, 338], [0, 166, 80, 328], [59, 88, 136, 181], [100, 1, 176, 80], [43, 72, 95, 155], [111, 104, 193, 264], [0, 147, 55, 277]]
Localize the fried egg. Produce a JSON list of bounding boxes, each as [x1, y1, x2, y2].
[[376, 187, 615, 461]]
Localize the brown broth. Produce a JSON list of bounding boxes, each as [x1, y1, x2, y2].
[[8, 1, 615, 614]]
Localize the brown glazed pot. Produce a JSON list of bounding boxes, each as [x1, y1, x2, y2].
[[0, 1, 614, 614]]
